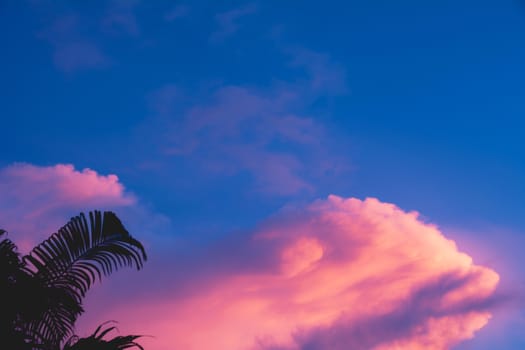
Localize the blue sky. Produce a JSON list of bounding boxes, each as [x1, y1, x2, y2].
[[1, 1, 525, 349]]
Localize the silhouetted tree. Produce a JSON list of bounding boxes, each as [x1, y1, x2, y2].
[[0, 211, 147, 350]]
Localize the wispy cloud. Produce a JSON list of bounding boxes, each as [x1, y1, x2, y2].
[[53, 42, 109, 73], [102, 0, 141, 36], [79, 196, 500, 350], [36, 0, 143, 73], [147, 48, 349, 196], [38, 15, 110, 73], [210, 3, 258, 43], [154, 84, 321, 195], [289, 48, 349, 94], [164, 4, 190, 22]]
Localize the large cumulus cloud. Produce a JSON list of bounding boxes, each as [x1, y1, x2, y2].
[[0, 163, 500, 348], [89, 195, 499, 350]]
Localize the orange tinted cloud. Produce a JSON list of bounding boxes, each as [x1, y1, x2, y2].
[[91, 195, 499, 350]]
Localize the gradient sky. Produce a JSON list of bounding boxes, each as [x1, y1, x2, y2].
[[1, 1, 525, 349]]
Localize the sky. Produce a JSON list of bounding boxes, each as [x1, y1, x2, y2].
[[1, 0, 525, 349]]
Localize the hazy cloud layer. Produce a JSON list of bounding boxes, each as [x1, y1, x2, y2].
[[148, 49, 349, 196]]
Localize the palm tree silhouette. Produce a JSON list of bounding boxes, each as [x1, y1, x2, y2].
[[0, 211, 147, 350]]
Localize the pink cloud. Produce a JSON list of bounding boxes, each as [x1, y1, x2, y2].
[[439, 225, 525, 347], [0, 163, 135, 251], [80, 196, 499, 350]]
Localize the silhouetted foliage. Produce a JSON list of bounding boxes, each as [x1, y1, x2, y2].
[[63, 323, 144, 350], [0, 211, 147, 350]]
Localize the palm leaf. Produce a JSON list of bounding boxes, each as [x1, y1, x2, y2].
[[1, 230, 45, 350], [63, 323, 144, 350], [21, 211, 147, 347], [0, 229, 23, 275], [1, 230, 23, 283], [1, 229, 22, 344]]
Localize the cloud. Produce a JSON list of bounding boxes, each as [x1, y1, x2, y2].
[[0, 163, 503, 348], [147, 48, 349, 196], [102, 0, 141, 36], [440, 225, 525, 348], [81, 196, 500, 350], [289, 48, 349, 95], [52, 42, 109, 73], [210, 3, 258, 42], [0, 163, 135, 251], [38, 15, 110, 73], [151, 84, 327, 195], [164, 4, 190, 22], [35, 0, 145, 72], [148, 84, 181, 117]]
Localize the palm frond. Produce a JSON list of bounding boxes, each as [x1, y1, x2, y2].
[[0, 229, 22, 273], [25, 211, 147, 298], [21, 211, 147, 346], [63, 323, 144, 350], [21, 281, 83, 349], [1, 231, 49, 350]]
